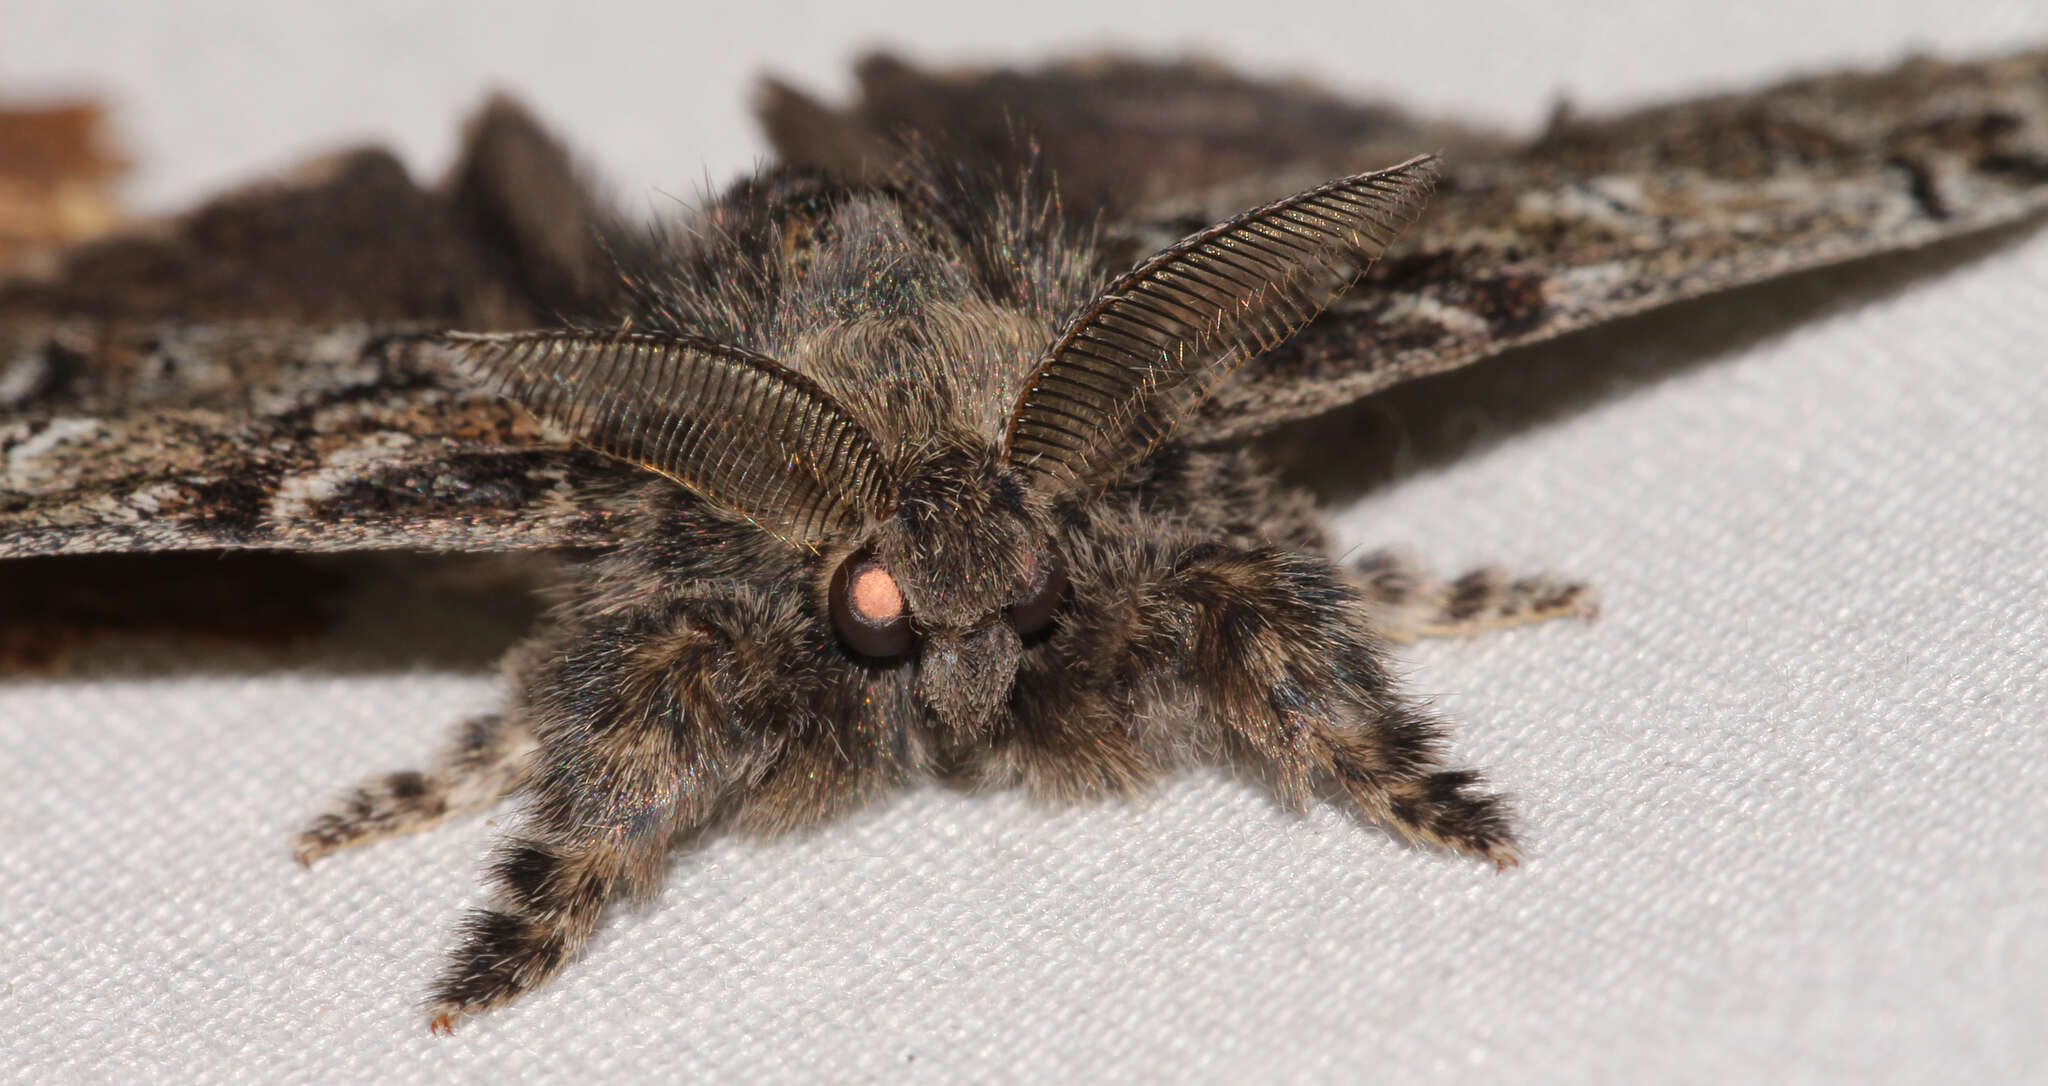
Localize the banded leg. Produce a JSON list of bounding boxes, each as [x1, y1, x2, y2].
[[293, 712, 536, 865], [424, 590, 851, 1032], [1164, 545, 1520, 866], [1352, 548, 1597, 642]]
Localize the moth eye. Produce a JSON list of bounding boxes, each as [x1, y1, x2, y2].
[[1005, 547, 1069, 637], [829, 547, 913, 658]]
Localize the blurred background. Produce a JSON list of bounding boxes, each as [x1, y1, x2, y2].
[[7, 1, 2048, 215]]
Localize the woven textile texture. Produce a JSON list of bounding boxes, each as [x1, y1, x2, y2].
[[2, 3, 2044, 1082]]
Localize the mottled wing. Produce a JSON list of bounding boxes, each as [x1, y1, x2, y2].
[[0, 322, 622, 558], [766, 48, 2048, 443], [1186, 47, 2048, 439], [0, 97, 629, 559]]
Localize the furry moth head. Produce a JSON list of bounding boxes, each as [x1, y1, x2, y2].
[[437, 156, 1436, 731]]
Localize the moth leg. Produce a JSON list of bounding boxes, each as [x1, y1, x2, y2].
[[1164, 546, 1520, 867], [1351, 548, 1597, 642], [292, 711, 536, 866], [423, 595, 808, 1033]]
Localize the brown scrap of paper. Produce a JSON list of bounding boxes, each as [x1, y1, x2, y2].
[[0, 101, 125, 274]]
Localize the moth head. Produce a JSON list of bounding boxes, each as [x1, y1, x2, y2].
[[824, 438, 1066, 734], [433, 156, 1433, 733], [430, 331, 1067, 735]]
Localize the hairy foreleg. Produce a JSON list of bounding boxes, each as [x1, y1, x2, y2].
[[1166, 545, 1521, 866], [426, 605, 754, 1032], [423, 588, 873, 1032]]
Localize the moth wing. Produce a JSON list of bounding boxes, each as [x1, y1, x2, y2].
[[1184, 46, 2048, 440], [0, 322, 623, 558], [0, 94, 628, 558], [765, 48, 2048, 442]]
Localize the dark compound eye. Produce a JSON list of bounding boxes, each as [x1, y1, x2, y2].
[[829, 546, 913, 658], [1005, 547, 1069, 637]]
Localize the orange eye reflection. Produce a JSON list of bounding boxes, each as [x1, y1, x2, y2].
[[849, 564, 903, 623], [829, 547, 913, 658]]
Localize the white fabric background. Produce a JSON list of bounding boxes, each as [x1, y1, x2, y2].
[[3, 3, 2045, 1082]]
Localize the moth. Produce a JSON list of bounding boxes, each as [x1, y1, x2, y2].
[[4, 47, 2045, 1032]]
